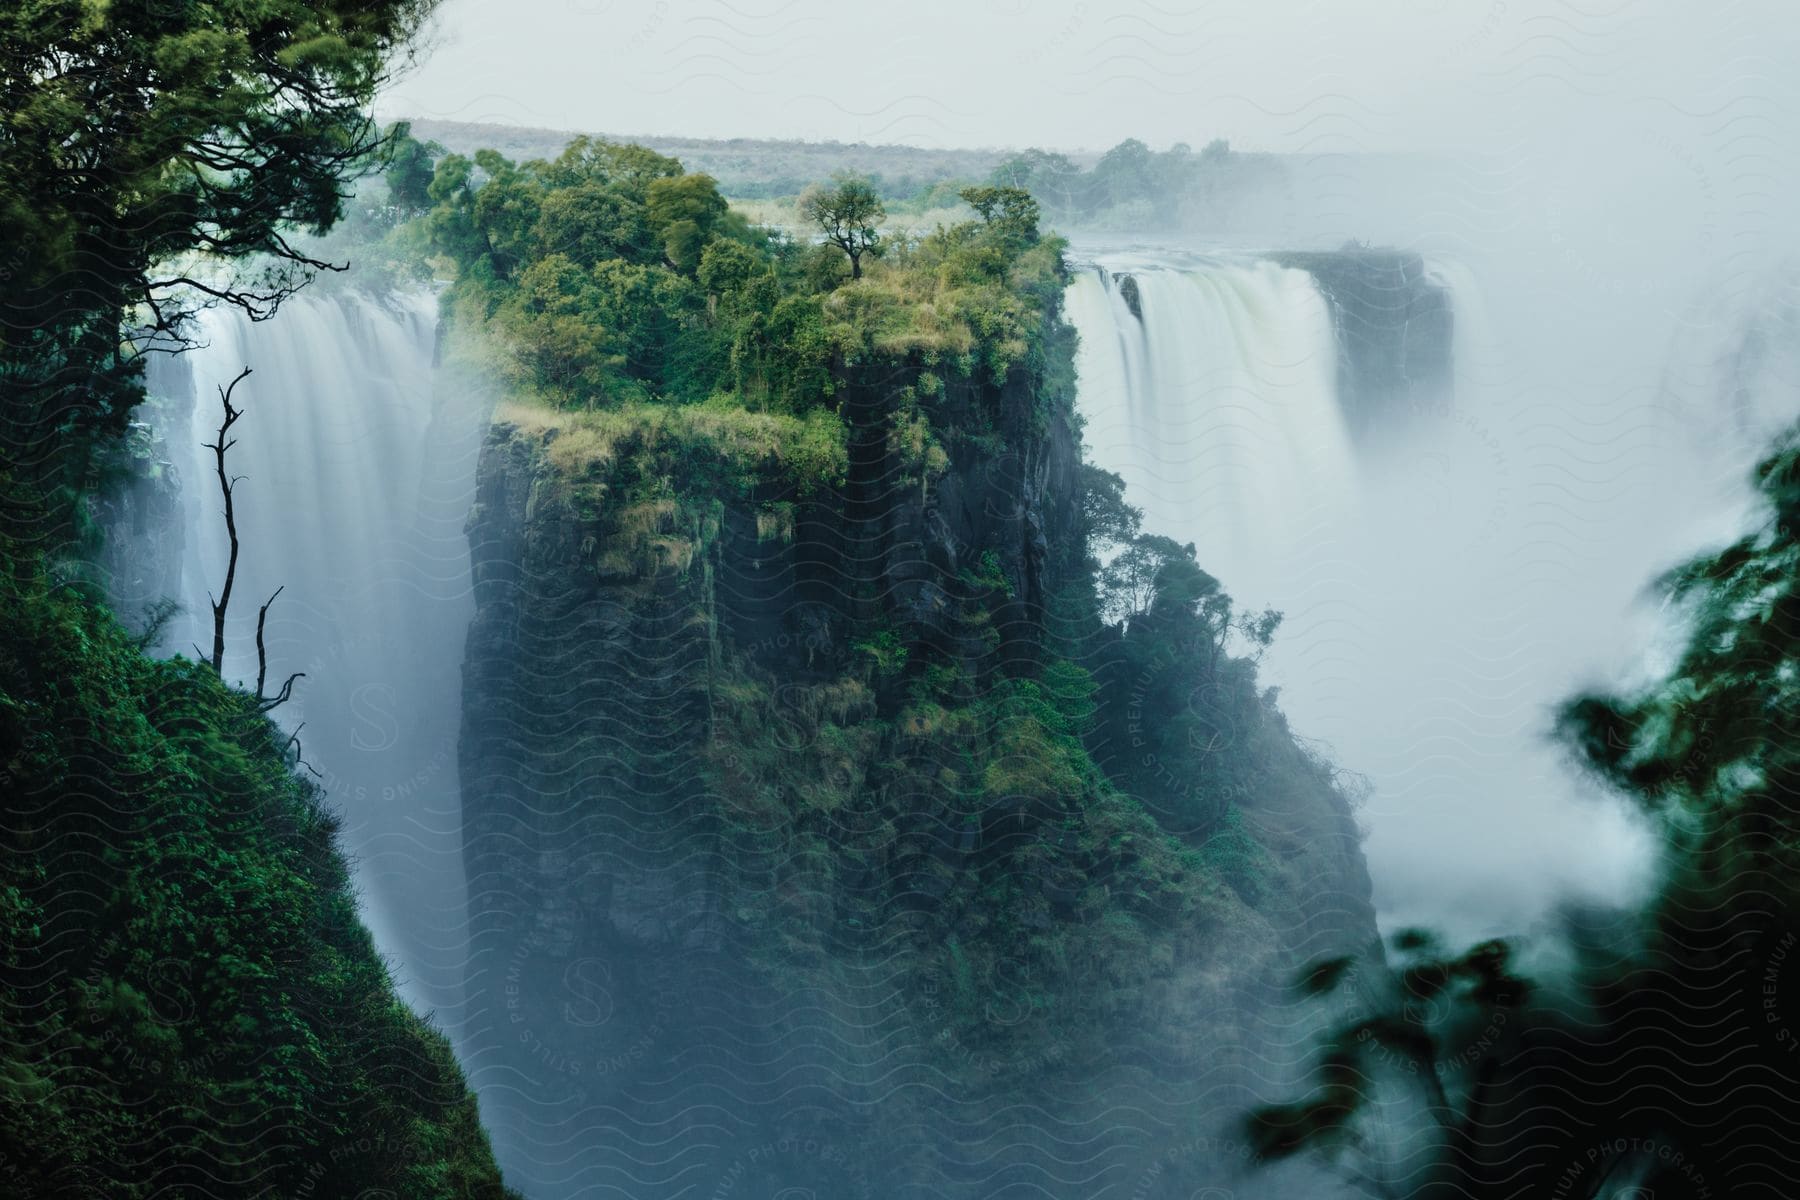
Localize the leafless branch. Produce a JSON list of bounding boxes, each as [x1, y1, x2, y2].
[[206, 367, 252, 674], [258, 671, 305, 713], [283, 724, 324, 778], [255, 584, 283, 699]]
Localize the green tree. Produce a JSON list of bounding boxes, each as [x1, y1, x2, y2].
[[0, 0, 439, 496], [1093, 138, 1155, 208], [1079, 464, 1142, 557], [383, 120, 443, 215], [1100, 533, 1192, 623], [959, 185, 1042, 246], [540, 135, 682, 196], [698, 238, 769, 301], [506, 254, 632, 400], [535, 179, 651, 268], [467, 149, 543, 280], [647, 172, 729, 274], [1089, 526, 1293, 842], [988, 148, 1082, 218], [799, 175, 884, 280]]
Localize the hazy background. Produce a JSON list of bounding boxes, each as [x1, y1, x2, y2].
[[382, 0, 1800, 938], [382, 0, 1797, 157]]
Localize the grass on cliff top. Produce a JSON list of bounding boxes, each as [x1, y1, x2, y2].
[[727, 196, 982, 241], [818, 225, 1068, 380], [496, 394, 849, 498]]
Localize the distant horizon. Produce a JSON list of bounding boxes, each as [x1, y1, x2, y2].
[[394, 114, 1448, 163]]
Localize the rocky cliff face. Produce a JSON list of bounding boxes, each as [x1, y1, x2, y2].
[[1273, 249, 1454, 438], [458, 298, 1379, 1199]]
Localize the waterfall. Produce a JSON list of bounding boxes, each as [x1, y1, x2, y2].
[[1066, 260, 1354, 605], [157, 287, 491, 1024], [1066, 251, 1664, 938]]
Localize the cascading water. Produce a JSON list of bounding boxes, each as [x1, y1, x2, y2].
[[1065, 258, 1355, 605], [1067, 250, 1667, 937], [155, 287, 491, 1025]]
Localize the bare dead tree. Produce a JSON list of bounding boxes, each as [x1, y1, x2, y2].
[[282, 723, 323, 779], [203, 366, 304, 712], [206, 367, 252, 673], [255, 584, 280, 695], [255, 585, 304, 713]]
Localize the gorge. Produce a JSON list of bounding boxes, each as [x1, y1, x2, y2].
[[127, 239, 1458, 1198]]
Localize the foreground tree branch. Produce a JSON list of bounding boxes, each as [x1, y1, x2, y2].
[[254, 585, 306, 712], [203, 368, 305, 713], [258, 671, 306, 714], [206, 368, 253, 674], [1, 0, 442, 502]]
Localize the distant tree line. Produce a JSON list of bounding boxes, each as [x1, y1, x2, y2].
[[986, 138, 1289, 230]]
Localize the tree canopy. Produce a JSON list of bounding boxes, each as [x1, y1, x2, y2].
[[419, 136, 1071, 417], [800, 174, 884, 279]]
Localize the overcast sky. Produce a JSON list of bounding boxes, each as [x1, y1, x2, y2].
[[380, 0, 1797, 155]]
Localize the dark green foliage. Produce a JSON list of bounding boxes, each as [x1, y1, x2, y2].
[[385, 120, 444, 215], [1253, 429, 1800, 1197], [1090, 526, 1299, 845], [702, 653, 1212, 1068], [0, 0, 438, 520], [0, 541, 516, 1198]]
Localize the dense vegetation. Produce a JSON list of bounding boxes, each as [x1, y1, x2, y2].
[[0, 540, 516, 1198], [0, 5, 519, 1196], [418, 136, 1066, 414], [1255, 433, 1800, 1198]]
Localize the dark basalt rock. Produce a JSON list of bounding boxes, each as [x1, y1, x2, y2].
[[1272, 248, 1455, 438], [1116, 271, 1144, 321]]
